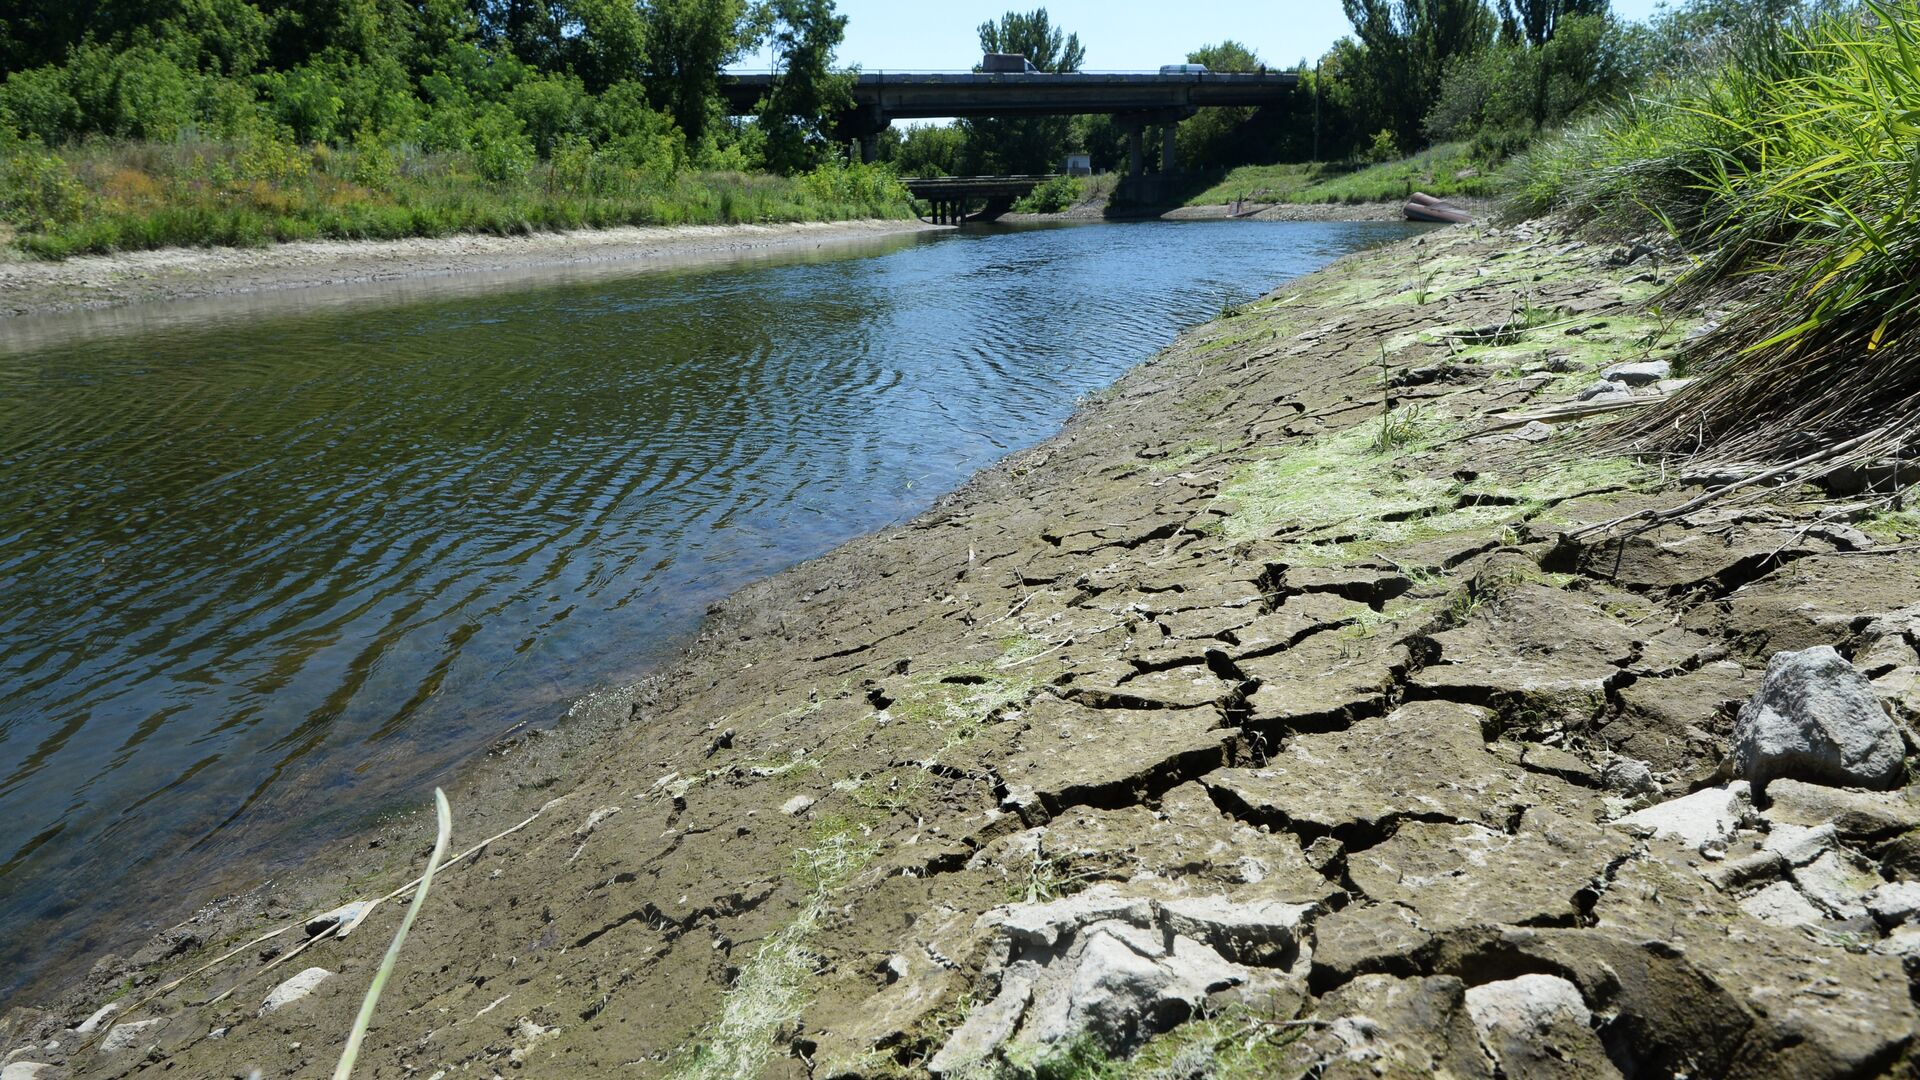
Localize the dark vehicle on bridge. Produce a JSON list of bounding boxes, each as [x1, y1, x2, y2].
[[982, 53, 1040, 74]]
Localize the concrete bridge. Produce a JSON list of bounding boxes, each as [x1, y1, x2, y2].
[[901, 175, 1056, 223], [719, 70, 1300, 175]]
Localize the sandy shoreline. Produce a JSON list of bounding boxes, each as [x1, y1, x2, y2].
[[0, 206, 1456, 324], [0, 218, 941, 320]]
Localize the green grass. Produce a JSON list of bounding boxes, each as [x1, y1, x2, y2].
[[1183, 144, 1503, 208], [1512, 1, 1920, 467], [0, 136, 915, 259], [945, 1003, 1317, 1080], [672, 820, 879, 1080]]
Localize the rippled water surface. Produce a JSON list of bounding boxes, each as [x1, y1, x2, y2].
[[0, 218, 1419, 1000]]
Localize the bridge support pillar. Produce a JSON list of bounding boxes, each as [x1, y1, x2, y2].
[[860, 133, 879, 164], [1162, 121, 1178, 174], [1127, 124, 1144, 177]]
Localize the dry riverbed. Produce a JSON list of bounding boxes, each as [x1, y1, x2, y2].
[[10, 223, 1920, 1079], [0, 218, 937, 319]]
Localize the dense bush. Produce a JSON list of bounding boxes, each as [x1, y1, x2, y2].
[[0, 0, 908, 254], [1425, 13, 1644, 144], [1522, 1, 1920, 470], [1011, 174, 1082, 213], [0, 131, 911, 258], [0, 0, 855, 178]]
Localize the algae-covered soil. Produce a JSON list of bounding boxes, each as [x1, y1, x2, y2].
[[10, 224, 1920, 1079]]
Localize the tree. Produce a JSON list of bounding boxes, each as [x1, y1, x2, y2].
[[1498, 0, 1609, 45], [755, 0, 851, 174], [1340, 0, 1496, 152], [1427, 7, 1637, 142], [883, 122, 967, 176], [976, 8, 1085, 71], [642, 0, 760, 156], [563, 0, 650, 93], [961, 8, 1084, 174], [1177, 40, 1265, 169]]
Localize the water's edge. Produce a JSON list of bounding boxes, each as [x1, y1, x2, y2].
[[0, 218, 938, 325]]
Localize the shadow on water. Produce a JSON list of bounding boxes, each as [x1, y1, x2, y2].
[[0, 217, 1420, 1004]]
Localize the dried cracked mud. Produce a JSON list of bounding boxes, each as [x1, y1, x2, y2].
[[11, 224, 1920, 1079]]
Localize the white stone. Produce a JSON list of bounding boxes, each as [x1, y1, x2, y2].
[[73, 1001, 119, 1035], [779, 795, 815, 816], [260, 967, 335, 1016], [3, 1063, 59, 1080], [1466, 974, 1617, 1078], [1466, 973, 1590, 1034], [1159, 896, 1313, 949], [1792, 851, 1876, 919], [1733, 646, 1904, 791], [1575, 380, 1632, 403], [1602, 360, 1672, 386], [932, 889, 1310, 1072], [1762, 822, 1837, 866], [1877, 926, 1920, 962], [1869, 881, 1920, 927], [984, 885, 1154, 948], [304, 902, 371, 938], [928, 980, 1031, 1075], [1740, 881, 1825, 926], [1601, 757, 1659, 796], [1612, 782, 1751, 850], [99, 1018, 166, 1055]]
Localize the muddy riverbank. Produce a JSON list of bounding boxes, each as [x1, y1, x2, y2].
[[0, 218, 937, 319], [10, 221, 1920, 1079]]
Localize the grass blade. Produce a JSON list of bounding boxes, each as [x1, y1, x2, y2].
[[332, 788, 453, 1080]]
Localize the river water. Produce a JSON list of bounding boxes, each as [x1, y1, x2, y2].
[[0, 218, 1420, 1002]]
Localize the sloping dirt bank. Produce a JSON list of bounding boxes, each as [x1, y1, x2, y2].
[[10, 223, 1920, 1079], [0, 218, 936, 319]]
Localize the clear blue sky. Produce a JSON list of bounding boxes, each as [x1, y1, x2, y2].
[[739, 0, 1671, 73]]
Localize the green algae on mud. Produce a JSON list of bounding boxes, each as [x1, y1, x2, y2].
[[1213, 417, 1649, 558]]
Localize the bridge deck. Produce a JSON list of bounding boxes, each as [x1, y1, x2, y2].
[[901, 175, 1058, 199]]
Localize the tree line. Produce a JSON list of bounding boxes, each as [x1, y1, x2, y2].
[[0, 0, 856, 178], [881, 0, 1815, 180], [0, 0, 1836, 191]]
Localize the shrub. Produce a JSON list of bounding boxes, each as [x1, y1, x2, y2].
[[548, 132, 595, 193], [0, 66, 81, 144], [112, 49, 199, 140], [467, 107, 535, 183], [592, 80, 687, 177], [260, 64, 344, 144], [0, 136, 89, 230], [796, 160, 909, 211], [1013, 173, 1082, 213], [509, 72, 590, 159]]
